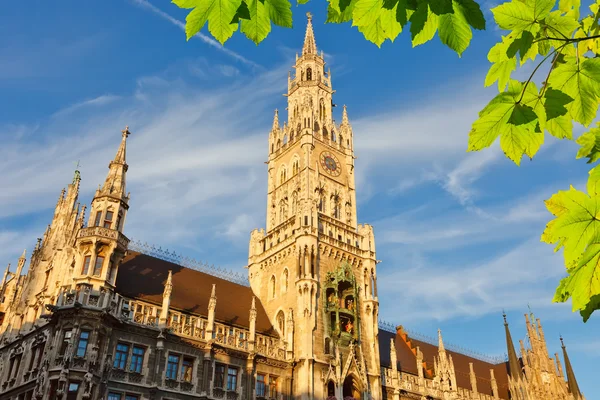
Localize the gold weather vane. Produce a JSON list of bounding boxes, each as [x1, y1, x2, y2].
[[306, 12, 312, 20], [122, 125, 131, 138]]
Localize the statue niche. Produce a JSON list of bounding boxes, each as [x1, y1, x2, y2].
[[324, 261, 359, 348]]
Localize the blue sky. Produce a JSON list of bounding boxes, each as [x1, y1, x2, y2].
[[1, 0, 599, 397]]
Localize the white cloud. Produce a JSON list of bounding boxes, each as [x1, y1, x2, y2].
[[52, 95, 121, 118]]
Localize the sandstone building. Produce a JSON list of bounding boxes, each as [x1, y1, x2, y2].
[[0, 14, 585, 400]]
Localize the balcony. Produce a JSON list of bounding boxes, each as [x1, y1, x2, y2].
[[77, 226, 130, 249]]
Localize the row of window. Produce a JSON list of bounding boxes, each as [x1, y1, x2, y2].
[[91, 209, 122, 230], [114, 343, 145, 373], [108, 393, 139, 400], [81, 254, 116, 281]]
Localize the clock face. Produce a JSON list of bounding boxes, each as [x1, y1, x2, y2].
[[320, 151, 341, 176]]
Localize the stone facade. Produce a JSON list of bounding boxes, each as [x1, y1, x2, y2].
[[0, 14, 585, 400]]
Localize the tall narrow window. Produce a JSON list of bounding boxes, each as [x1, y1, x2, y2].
[[116, 212, 123, 231], [227, 367, 238, 391], [108, 393, 121, 400], [130, 346, 144, 373], [93, 256, 104, 276], [108, 261, 116, 283], [76, 331, 90, 357], [93, 212, 102, 227], [215, 364, 226, 388], [114, 343, 130, 369], [59, 330, 72, 355], [103, 211, 114, 229], [182, 357, 194, 382], [43, 270, 50, 288], [270, 276, 276, 299], [306, 68, 312, 80], [82, 256, 91, 275], [256, 374, 266, 397], [166, 354, 180, 380], [66, 382, 79, 400], [283, 269, 289, 292]]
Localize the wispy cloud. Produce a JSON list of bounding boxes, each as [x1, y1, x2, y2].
[[52, 95, 121, 118], [129, 0, 263, 70]]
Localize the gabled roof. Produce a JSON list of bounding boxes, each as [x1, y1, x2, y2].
[[378, 328, 510, 399], [116, 251, 276, 335]]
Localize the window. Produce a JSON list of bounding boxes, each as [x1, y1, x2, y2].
[[226, 367, 238, 391], [76, 330, 90, 357], [269, 376, 278, 398], [130, 346, 145, 373], [116, 212, 123, 231], [9, 354, 22, 379], [215, 364, 226, 388], [93, 211, 102, 227], [114, 343, 129, 369], [108, 261, 116, 283], [93, 256, 104, 276], [125, 396, 139, 400], [182, 357, 193, 382], [306, 68, 312, 80], [67, 382, 79, 400], [81, 256, 91, 275], [59, 330, 72, 355], [270, 276, 276, 299], [108, 394, 121, 400], [103, 210, 114, 229], [256, 374, 266, 397], [166, 354, 180, 380]]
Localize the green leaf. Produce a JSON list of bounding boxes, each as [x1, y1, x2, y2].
[[558, 0, 580, 20], [410, 3, 438, 46], [551, 58, 600, 126], [232, 1, 251, 23], [526, 0, 555, 20], [240, 0, 270, 44], [327, 0, 358, 23], [587, 164, 600, 196], [358, 17, 388, 46], [544, 87, 573, 119], [485, 57, 517, 90], [429, 0, 453, 15], [173, 0, 200, 8], [207, 0, 242, 44], [183, 0, 213, 40], [547, 115, 573, 139], [380, 5, 403, 41], [438, 0, 472, 56], [544, 10, 580, 39], [491, 0, 535, 32], [581, 294, 600, 322], [297, 0, 309, 4], [576, 123, 600, 163], [469, 80, 545, 164], [266, 0, 292, 27], [353, 0, 384, 26], [455, 0, 485, 29]]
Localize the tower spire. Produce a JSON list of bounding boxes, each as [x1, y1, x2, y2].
[[302, 12, 317, 55], [437, 328, 445, 352], [342, 105, 350, 125], [503, 312, 523, 380], [98, 126, 130, 199], [561, 336, 582, 399]]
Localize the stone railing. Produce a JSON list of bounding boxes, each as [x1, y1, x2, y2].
[[78, 226, 130, 248], [56, 287, 125, 320]]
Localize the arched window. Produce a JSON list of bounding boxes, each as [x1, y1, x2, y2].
[[290, 131, 294, 142], [318, 195, 326, 213], [270, 275, 276, 299], [323, 127, 328, 139], [283, 134, 288, 145], [325, 337, 331, 354], [279, 200, 287, 223], [332, 130, 336, 142], [271, 144, 274, 153], [340, 135, 344, 148], [280, 168, 287, 185], [293, 159, 300, 175], [276, 310, 285, 336], [307, 68, 312, 80]]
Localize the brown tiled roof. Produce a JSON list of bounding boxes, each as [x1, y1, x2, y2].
[[379, 328, 510, 399], [116, 251, 276, 335]]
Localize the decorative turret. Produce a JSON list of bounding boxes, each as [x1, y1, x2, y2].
[[469, 362, 478, 394], [249, 295, 257, 351], [490, 369, 499, 399], [341, 105, 350, 126], [74, 127, 131, 290], [15, 250, 26, 279], [272, 109, 280, 132], [561, 336, 583, 399]]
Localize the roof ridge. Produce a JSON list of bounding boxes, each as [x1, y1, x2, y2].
[[128, 239, 250, 287], [378, 320, 508, 365]]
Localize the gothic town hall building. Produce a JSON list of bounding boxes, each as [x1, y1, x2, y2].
[[0, 15, 585, 400]]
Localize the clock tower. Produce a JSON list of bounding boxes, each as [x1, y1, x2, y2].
[[248, 13, 381, 400]]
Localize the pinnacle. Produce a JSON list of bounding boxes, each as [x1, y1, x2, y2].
[[20, 249, 26, 259], [302, 12, 317, 56]]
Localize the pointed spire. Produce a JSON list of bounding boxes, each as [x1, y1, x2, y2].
[[272, 109, 280, 131], [302, 12, 317, 55], [342, 105, 350, 126], [163, 270, 173, 297], [504, 312, 523, 380], [159, 270, 173, 328], [438, 328, 445, 352], [98, 126, 130, 199], [561, 336, 583, 399], [0, 263, 10, 291], [390, 337, 397, 371], [15, 249, 27, 278]]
